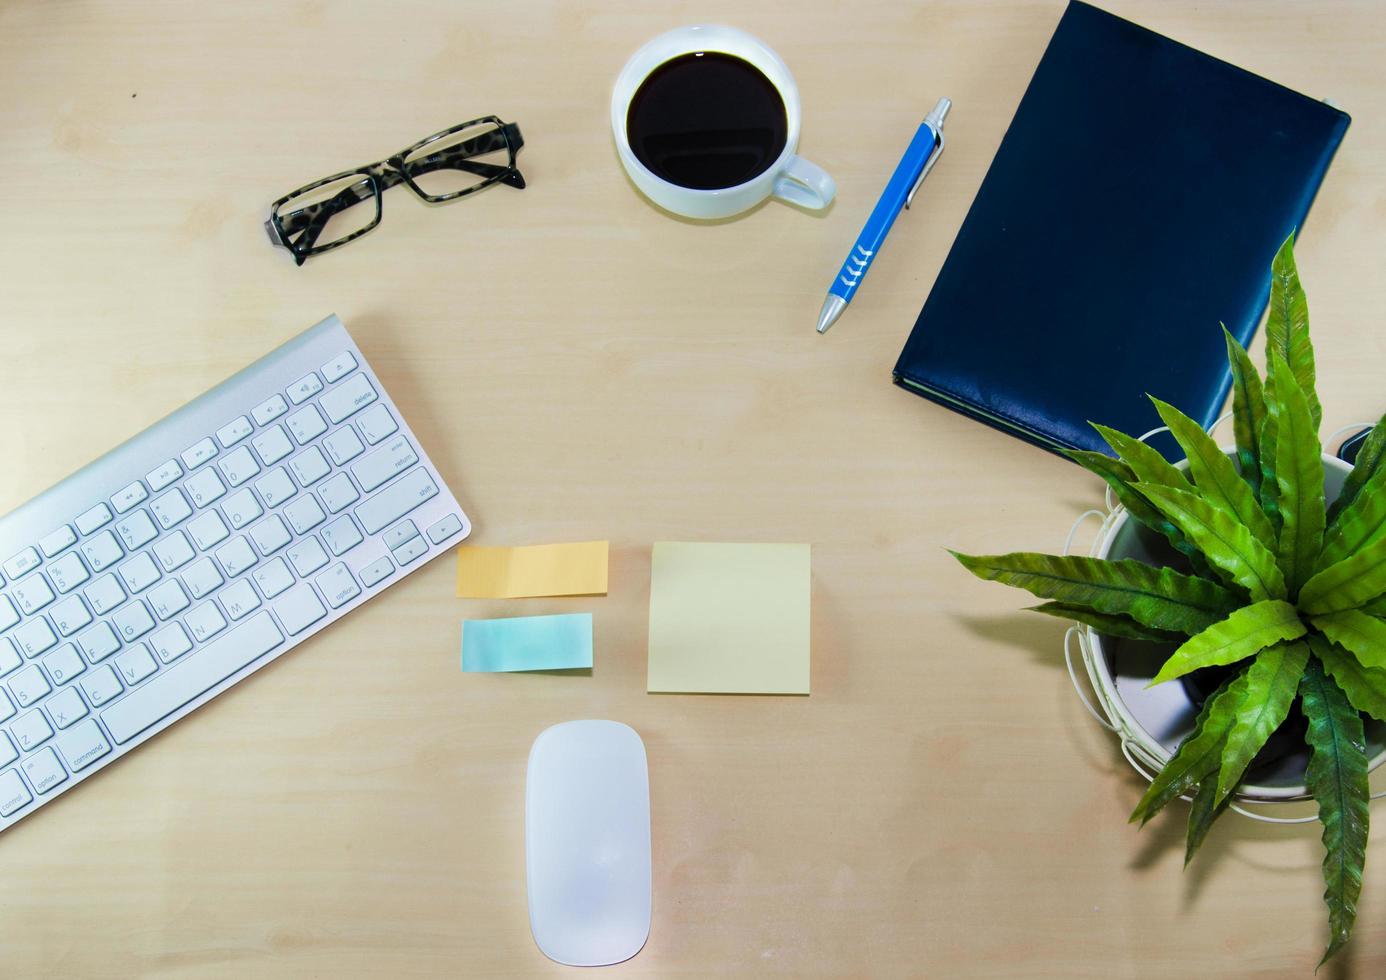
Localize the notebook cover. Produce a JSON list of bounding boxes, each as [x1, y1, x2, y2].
[[893, 1, 1350, 457]]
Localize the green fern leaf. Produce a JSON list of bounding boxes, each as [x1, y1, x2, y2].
[[1265, 352, 1326, 596], [1027, 603, 1182, 643], [1214, 640, 1310, 802], [1150, 601, 1305, 686], [1091, 423, 1193, 492], [1266, 233, 1322, 429], [1151, 396, 1276, 548], [1130, 675, 1243, 825], [1224, 326, 1266, 495], [1299, 536, 1386, 615], [1136, 484, 1286, 601], [1316, 461, 1386, 572], [1185, 774, 1235, 867], [1260, 365, 1282, 534], [1311, 609, 1386, 669], [1299, 659, 1369, 966], [951, 551, 1238, 635], [1309, 635, 1386, 723], [1327, 414, 1386, 525]]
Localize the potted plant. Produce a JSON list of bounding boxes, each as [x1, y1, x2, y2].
[[954, 236, 1386, 964]]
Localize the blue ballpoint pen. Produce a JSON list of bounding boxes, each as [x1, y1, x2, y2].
[[816, 97, 951, 334]]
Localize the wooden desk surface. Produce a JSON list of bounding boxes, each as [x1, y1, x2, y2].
[[2, 1, 1384, 976]]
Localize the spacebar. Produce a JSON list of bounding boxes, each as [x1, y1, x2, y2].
[[102, 612, 285, 744]]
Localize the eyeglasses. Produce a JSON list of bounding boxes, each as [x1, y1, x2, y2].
[[265, 116, 525, 265]]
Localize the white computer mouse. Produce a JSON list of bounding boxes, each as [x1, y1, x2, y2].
[[525, 720, 651, 967]]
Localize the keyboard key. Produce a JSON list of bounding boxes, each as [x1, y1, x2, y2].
[[149, 623, 193, 663], [49, 595, 92, 637], [359, 556, 393, 588], [114, 644, 158, 685], [102, 612, 284, 744], [275, 584, 327, 636], [12, 573, 55, 615], [80, 665, 123, 707], [112, 600, 156, 642], [218, 445, 261, 487], [185, 467, 227, 508], [222, 488, 263, 530], [427, 514, 464, 544], [150, 488, 193, 529], [215, 536, 257, 578], [289, 446, 330, 486], [46, 687, 87, 728], [3, 548, 41, 581], [384, 520, 419, 550], [315, 563, 361, 609], [321, 516, 363, 557], [252, 424, 294, 466], [181, 437, 218, 470], [0, 689, 13, 723], [283, 494, 326, 534], [115, 510, 159, 551], [75, 503, 113, 535], [13, 710, 54, 751], [8, 664, 51, 708], [392, 536, 428, 566], [356, 404, 397, 444], [0, 734, 15, 769], [287, 405, 328, 444], [38, 525, 77, 558], [323, 426, 365, 466], [147, 578, 190, 620], [13, 619, 57, 659], [0, 767, 32, 815], [83, 575, 126, 616], [0, 638, 20, 676], [0, 595, 19, 632], [117, 552, 161, 594], [146, 459, 183, 493], [288, 372, 324, 404], [181, 557, 223, 600], [218, 579, 261, 621], [321, 350, 358, 383], [319, 373, 377, 424], [318, 473, 360, 514], [249, 514, 292, 556], [42, 644, 84, 685], [54, 719, 109, 772], [20, 746, 66, 794], [47, 550, 90, 594], [76, 622, 120, 662], [81, 530, 123, 573], [187, 510, 230, 551], [152, 531, 196, 573], [252, 557, 294, 599], [111, 481, 148, 514], [287, 537, 329, 577], [252, 393, 289, 426], [254, 467, 297, 509], [355, 467, 438, 534], [215, 415, 254, 448]]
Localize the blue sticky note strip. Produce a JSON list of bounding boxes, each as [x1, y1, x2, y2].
[[461, 613, 593, 672]]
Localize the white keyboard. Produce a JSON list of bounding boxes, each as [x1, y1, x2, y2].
[[0, 315, 470, 830]]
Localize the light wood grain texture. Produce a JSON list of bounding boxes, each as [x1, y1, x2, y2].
[[1, 1, 1384, 976]]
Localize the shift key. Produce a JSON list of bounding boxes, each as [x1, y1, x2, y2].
[[355, 467, 438, 534]]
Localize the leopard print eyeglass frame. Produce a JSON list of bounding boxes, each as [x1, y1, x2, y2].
[[265, 116, 526, 265]]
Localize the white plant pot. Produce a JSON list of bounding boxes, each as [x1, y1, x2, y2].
[[1071, 449, 1386, 815]]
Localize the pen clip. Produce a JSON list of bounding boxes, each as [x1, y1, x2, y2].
[[906, 97, 951, 209]]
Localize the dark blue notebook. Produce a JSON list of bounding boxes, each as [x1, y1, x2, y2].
[[893, 1, 1350, 457]]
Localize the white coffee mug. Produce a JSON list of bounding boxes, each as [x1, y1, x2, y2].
[[611, 25, 835, 220]]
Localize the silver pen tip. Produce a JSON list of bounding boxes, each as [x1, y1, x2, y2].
[[816, 295, 847, 334]]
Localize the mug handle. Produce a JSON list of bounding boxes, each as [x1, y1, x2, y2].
[[772, 155, 836, 211]]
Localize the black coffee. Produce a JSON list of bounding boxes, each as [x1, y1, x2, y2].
[[626, 51, 788, 190]]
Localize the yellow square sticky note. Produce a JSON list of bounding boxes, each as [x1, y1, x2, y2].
[[455, 541, 608, 598], [647, 542, 810, 694]]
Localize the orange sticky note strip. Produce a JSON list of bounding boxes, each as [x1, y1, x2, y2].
[[456, 541, 609, 598]]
